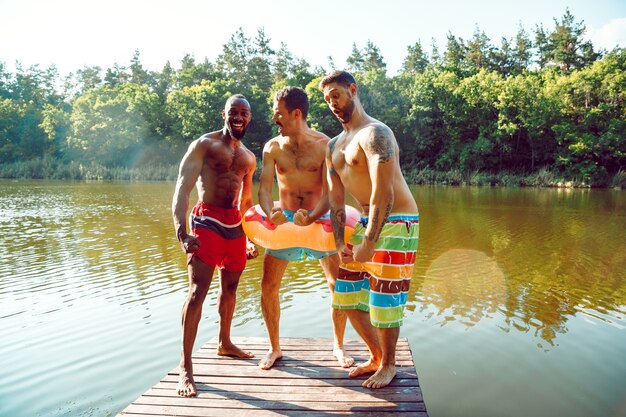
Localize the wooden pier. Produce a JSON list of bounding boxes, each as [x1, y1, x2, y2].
[[117, 336, 428, 417]]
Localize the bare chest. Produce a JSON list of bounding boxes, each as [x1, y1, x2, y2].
[[332, 136, 366, 175], [275, 149, 322, 175], [206, 146, 250, 175]]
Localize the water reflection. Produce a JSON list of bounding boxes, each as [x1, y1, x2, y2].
[[420, 249, 507, 326], [411, 186, 626, 347]]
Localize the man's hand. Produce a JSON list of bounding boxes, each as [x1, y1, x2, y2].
[[269, 207, 288, 225], [337, 243, 354, 265], [180, 234, 201, 254], [352, 240, 375, 263], [293, 209, 312, 226], [246, 239, 258, 259]]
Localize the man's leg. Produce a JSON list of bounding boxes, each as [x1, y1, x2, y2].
[[319, 254, 354, 368], [344, 309, 382, 383], [177, 257, 215, 397], [363, 326, 400, 389], [259, 254, 289, 369], [215, 268, 254, 358]]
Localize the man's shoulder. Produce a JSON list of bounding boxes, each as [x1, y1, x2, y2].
[[194, 131, 221, 147], [357, 120, 394, 142], [308, 129, 331, 142], [263, 135, 283, 152]]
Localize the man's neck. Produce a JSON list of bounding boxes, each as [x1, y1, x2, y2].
[[343, 106, 370, 132], [221, 128, 241, 146]]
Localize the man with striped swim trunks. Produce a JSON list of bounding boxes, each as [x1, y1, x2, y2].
[[320, 71, 420, 389], [335, 213, 419, 328]]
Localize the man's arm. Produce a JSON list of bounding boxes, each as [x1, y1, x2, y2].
[[172, 139, 204, 251], [326, 137, 347, 250], [239, 151, 258, 259], [355, 124, 395, 262], [238, 152, 255, 215], [258, 141, 286, 224]]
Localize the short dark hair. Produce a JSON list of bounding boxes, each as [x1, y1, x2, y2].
[[225, 93, 248, 109], [274, 86, 309, 119], [318, 70, 357, 92]]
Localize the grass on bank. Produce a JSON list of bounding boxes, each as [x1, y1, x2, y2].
[[0, 158, 624, 188]]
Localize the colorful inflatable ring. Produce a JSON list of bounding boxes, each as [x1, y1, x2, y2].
[[242, 202, 361, 251]]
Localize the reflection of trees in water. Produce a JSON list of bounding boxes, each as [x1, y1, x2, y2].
[[409, 186, 626, 347], [419, 249, 506, 326]]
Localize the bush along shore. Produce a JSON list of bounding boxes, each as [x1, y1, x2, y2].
[[1, 158, 623, 189]]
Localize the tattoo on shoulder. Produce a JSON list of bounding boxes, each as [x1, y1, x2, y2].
[[328, 136, 339, 153], [365, 125, 395, 163]]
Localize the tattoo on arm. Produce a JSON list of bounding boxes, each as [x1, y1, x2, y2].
[[328, 137, 339, 177], [366, 203, 393, 243], [330, 207, 346, 245], [365, 126, 395, 163]]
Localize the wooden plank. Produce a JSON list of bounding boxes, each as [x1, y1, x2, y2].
[[160, 374, 421, 387], [121, 404, 428, 417], [154, 381, 420, 394], [142, 387, 423, 402], [117, 337, 428, 417]]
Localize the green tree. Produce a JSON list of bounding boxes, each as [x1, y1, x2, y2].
[[402, 40, 428, 74], [67, 83, 158, 166], [346, 43, 365, 73], [549, 9, 599, 72], [512, 25, 533, 73], [466, 26, 494, 71], [443, 33, 469, 75], [363, 40, 386, 72]]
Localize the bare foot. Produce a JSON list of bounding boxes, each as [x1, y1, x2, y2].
[[177, 368, 197, 397], [216, 342, 254, 358], [348, 359, 380, 378], [258, 350, 282, 370], [333, 347, 354, 368], [363, 364, 397, 389]]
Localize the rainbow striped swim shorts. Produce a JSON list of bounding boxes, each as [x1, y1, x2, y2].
[[332, 213, 419, 328]]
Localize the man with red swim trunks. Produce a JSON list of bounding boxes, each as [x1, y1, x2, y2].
[[172, 94, 258, 398]]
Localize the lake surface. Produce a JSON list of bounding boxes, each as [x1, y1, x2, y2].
[[0, 180, 624, 417]]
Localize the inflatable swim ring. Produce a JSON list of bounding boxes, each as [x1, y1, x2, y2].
[[242, 202, 361, 251]]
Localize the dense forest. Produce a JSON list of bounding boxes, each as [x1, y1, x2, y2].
[[0, 10, 624, 187]]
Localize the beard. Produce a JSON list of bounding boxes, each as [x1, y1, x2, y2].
[[227, 122, 247, 139], [335, 100, 355, 124]]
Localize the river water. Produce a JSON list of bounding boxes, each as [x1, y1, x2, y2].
[[0, 180, 624, 417]]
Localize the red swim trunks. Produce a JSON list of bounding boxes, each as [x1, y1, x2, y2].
[[187, 201, 246, 272]]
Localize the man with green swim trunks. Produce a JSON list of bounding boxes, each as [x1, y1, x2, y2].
[[257, 86, 353, 370], [320, 71, 420, 389]]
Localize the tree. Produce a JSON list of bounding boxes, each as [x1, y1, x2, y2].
[[443, 33, 469, 75], [549, 9, 598, 72], [491, 37, 514, 76], [67, 83, 158, 166], [346, 43, 364, 73], [512, 25, 533, 73], [75, 65, 103, 92], [402, 40, 428, 75], [363, 40, 386, 72], [104, 63, 130, 86], [130, 49, 152, 85], [466, 26, 494, 71]]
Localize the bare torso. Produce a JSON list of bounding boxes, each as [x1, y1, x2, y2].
[[268, 130, 329, 211], [196, 132, 257, 208], [331, 121, 418, 215]]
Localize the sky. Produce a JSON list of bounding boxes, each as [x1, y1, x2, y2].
[[1, 0, 625, 77]]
